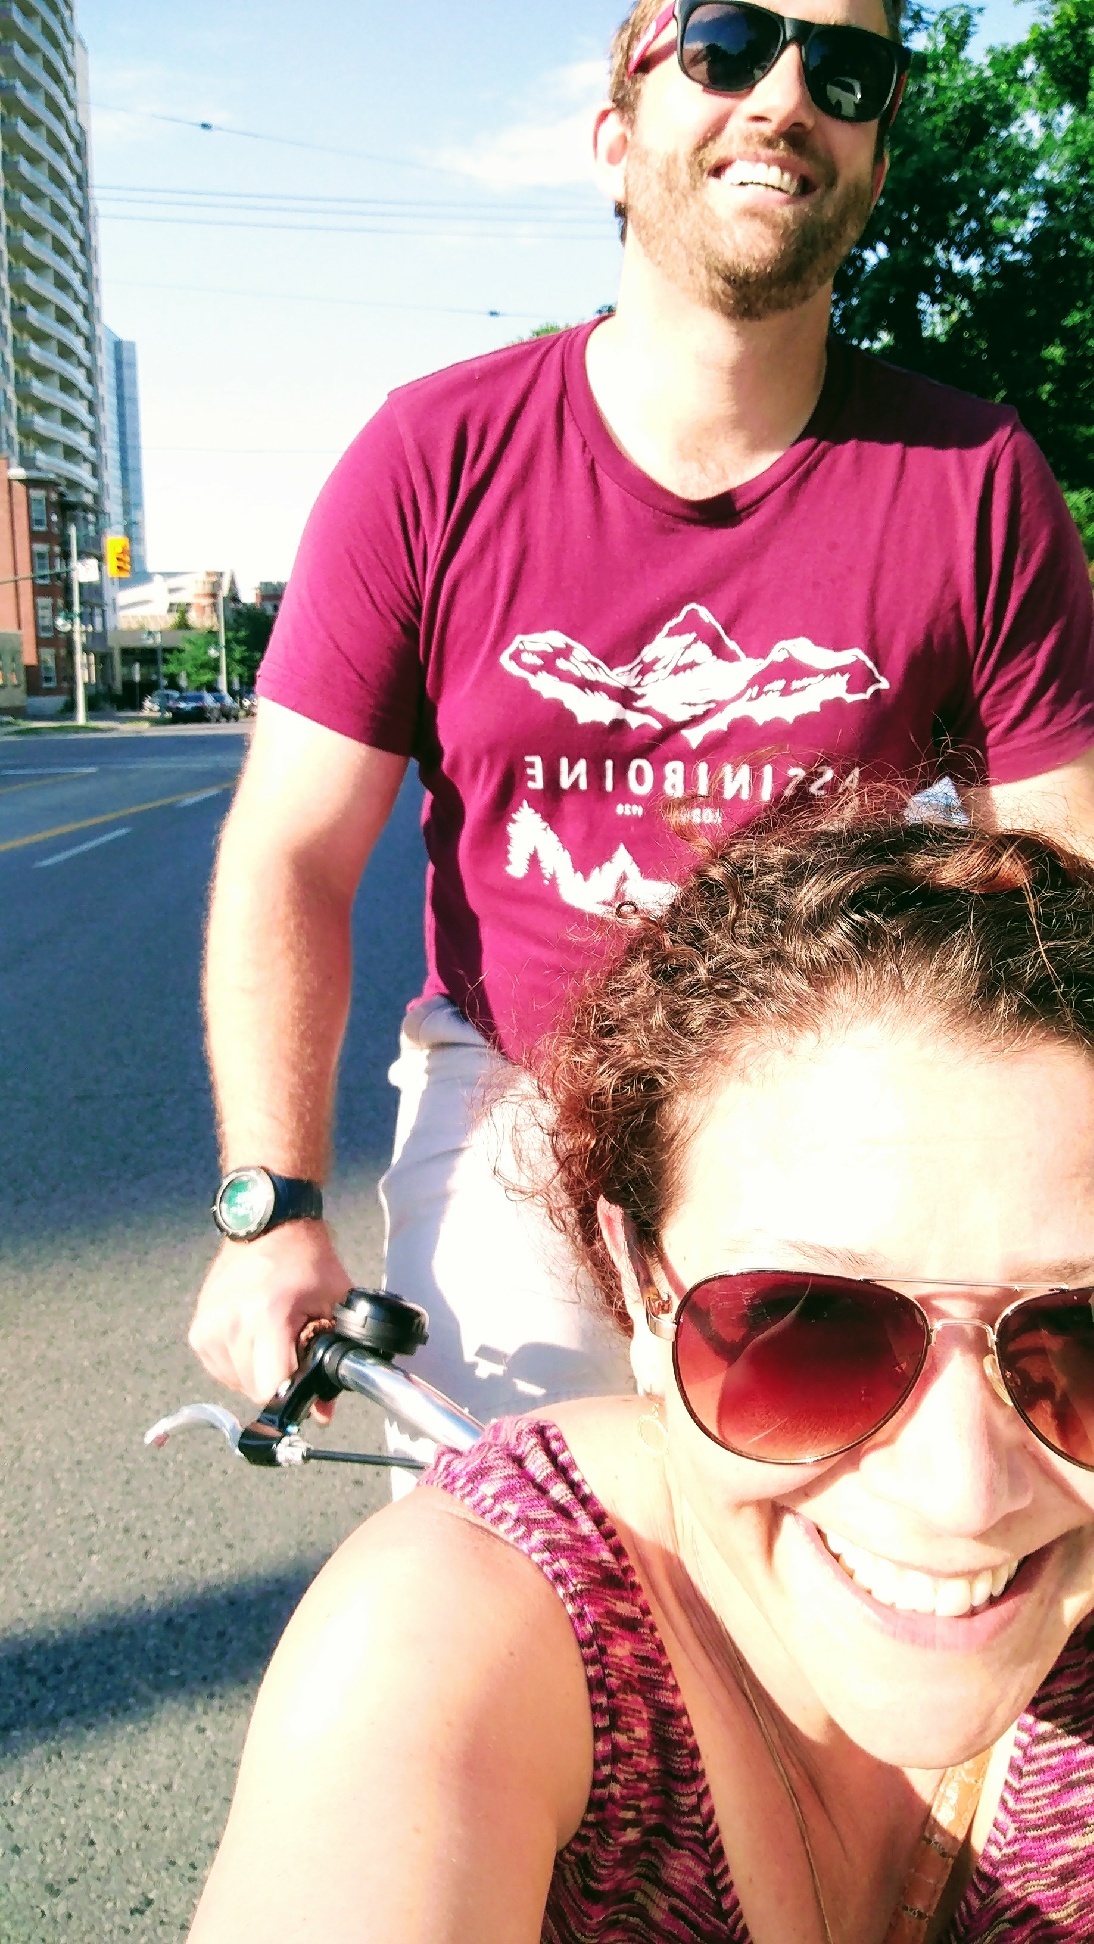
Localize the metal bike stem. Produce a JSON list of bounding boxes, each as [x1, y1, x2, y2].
[[330, 1346, 482, 1451]]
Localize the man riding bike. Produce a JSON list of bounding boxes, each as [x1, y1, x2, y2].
[[188, 0, 1094, 1435]]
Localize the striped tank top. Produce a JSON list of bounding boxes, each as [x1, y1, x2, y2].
[[424, 1417, 1094, 1943]]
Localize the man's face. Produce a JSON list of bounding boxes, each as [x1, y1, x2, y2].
[[619, 0, 891, 320]]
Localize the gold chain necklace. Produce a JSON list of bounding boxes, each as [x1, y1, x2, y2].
[[685, 1548, 989, 1944], [706, 1601, 837, 1944]]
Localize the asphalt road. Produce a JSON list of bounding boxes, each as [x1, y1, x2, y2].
[[0, 724, 427, 1941]]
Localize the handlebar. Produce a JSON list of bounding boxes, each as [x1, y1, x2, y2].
[[145, 1289, 483, 1474]]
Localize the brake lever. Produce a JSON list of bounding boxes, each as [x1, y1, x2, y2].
[[145, 1325, 426, 1472], [145, 1402, 243, 1452]]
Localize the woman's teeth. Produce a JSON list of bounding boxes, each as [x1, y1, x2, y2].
[[821, 1530, 1021, 1618]]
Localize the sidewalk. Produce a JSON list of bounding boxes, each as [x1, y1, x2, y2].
[[0, 715, 251, 739]]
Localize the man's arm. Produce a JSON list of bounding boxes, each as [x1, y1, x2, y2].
[[963, 744, 1094, 857], [188, 698, 408, 1402]]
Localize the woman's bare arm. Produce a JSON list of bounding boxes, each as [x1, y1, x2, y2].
[[188, 1491, 594, 1944]]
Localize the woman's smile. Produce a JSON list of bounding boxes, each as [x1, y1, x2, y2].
[[820, 1524, 1021, 1614], [786, 1510, 1047, 1650]]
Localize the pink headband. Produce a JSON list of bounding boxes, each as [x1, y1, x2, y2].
[[627, 2, 677, 76]]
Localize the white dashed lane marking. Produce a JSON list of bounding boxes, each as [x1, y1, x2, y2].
[[34, 828, 132, 868]]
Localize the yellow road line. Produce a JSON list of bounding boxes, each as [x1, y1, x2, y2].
[[0, 784, 230, 854], [0, 771, 85, 799]]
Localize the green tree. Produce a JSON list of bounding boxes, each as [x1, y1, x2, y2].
[[164, 631, 220, 690], [163, 605, 275, 693], [834, 0, 1094, 556], [225, 604, 275, 689]]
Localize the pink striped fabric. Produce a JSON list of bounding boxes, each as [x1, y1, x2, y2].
[[425, 1417, 1094, 1941]]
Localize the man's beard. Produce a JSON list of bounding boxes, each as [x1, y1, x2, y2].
[[623, 131, 875, 321]]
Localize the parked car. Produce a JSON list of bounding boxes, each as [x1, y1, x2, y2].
[[238, 689, 258, 717], [168, 689, 218, 723], [142, 688, 181, 720], [207, 689, 240, 722]]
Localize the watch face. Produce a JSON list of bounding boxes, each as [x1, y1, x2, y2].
[[216, 1169, 276, 1240]]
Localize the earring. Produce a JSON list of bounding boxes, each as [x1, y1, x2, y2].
[[638, 1398, 669, 1458]]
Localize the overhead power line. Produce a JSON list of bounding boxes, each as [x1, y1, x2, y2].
[[93, 182, 609, 243], [106, 277, 544, 321], [95, 182, 601, 220], [99, 212, 607, 241], [90, 103, 490, 176]]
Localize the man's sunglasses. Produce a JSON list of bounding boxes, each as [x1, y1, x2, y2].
[[626, 1236, 1094, 1469], [629, 0, 911, 127]]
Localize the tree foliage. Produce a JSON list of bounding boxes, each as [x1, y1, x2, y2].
[[833, 0, 1094, 554], [163, 605, 274, 692]]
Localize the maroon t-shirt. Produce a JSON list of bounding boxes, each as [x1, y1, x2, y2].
[[259, 321, 1094, 1062]]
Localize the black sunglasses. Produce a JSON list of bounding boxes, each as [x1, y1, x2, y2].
[[627, 1234, 1094, 1470], [629, 0, 912, 127]]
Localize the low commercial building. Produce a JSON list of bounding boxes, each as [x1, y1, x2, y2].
[[113, 567, 238, 634]]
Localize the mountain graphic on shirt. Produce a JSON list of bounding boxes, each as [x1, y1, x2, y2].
[[500, 604, 889, 749], [506, 802, 675, 917]]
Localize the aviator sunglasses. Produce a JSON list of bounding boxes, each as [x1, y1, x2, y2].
[[626, 1231, 1094, 1470], [629, 0, 912, 127]]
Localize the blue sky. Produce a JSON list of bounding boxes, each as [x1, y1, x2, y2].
[[80, 0, 1035, 593]]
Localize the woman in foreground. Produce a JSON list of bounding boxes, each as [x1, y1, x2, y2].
[[190, 812, 1094, 1943]]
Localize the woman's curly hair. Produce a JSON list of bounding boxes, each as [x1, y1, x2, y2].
[[536, 805, 1094, 1330]]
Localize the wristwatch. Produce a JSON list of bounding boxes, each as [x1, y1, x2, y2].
[[212, 1167, 324, 1243]]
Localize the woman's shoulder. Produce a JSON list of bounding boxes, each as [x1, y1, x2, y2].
[[186, 1463, 596, 1941]]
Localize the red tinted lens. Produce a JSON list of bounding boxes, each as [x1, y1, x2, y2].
[[997, 1291, 1094, 1470], [673, 1272, 929, 1463]]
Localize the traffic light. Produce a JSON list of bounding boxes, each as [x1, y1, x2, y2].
[[105, 535, 132, 579]]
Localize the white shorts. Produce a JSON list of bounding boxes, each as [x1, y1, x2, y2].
[[378, 996, 632, 1464]]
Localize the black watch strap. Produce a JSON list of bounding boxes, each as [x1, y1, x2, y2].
[[267, 1173, 324, 1226]]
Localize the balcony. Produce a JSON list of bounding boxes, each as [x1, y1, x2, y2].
[[7, 145, 78, 219], [19, 444, 94, 495], [10, 209, 83, 287], [24, 373, 94, 433], [0, 33, 77, 128], [2, 112, 79, 201], [18, 398, 90, 446], [0, 63, 82, 163], [8, 180, 84, 260], [0, 1, 75, 99], [17, 422, 95, 497], [12, 331, 92, 397], [12, 306, 93, 369], [0, 78, 81, 180], [8, 259, 90, 334]]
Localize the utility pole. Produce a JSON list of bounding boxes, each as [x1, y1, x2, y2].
[[216, 575, 228, 694], [68, 522, 86, 728]]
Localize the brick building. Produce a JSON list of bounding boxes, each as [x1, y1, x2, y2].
[[0, 454, 108, 711]]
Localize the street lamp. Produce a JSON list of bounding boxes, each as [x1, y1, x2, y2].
[[68, 523, 86, 727], [216, 575, 228, 695]]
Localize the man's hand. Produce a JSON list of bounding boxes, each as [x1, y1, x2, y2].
[[189, 1221, 354, 1416]]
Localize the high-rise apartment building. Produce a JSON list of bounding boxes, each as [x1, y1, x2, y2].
[[0, 1, 112, 705], [0, 0, 105, 511], [103, 325, 145, 572]]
